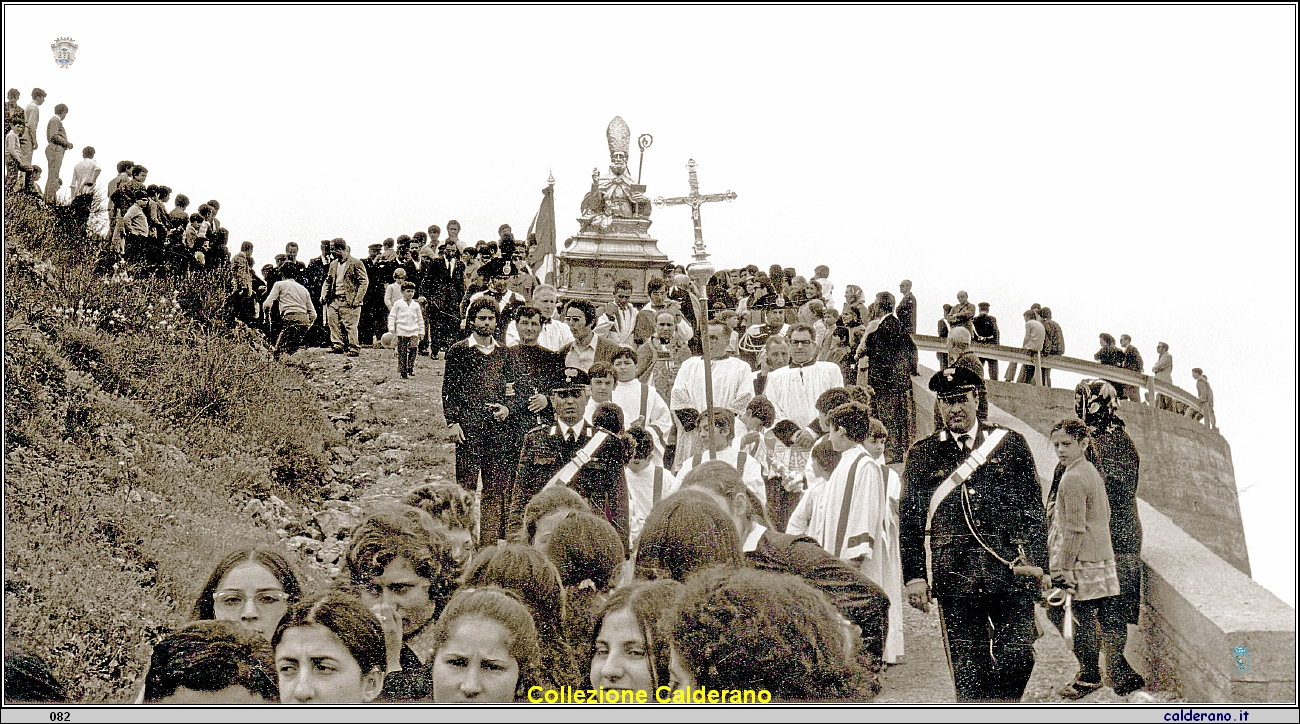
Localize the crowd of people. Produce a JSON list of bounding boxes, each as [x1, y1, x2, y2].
[[6, 82, 1225, 705]]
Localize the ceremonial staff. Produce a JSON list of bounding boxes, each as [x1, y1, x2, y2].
[[657, 159, 737, 461]]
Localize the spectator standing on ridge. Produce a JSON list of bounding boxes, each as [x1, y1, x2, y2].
[[1040, 307, 1064, 388], [24, 88, 44, 155], [68, 146, 100, 227], [936, 304, 952, 370], [228, 241, 256, 327], [947, 290, 976, 335], [44, 103, 72, 202], [1192, 368, 1216, 430]]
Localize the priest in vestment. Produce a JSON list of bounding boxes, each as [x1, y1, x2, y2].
[[670, 321, 754, 467], [763, 323, 844, 527]]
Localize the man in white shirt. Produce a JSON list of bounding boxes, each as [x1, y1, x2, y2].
[[596, 278, 639, 348], [675, 408, 766, 506], [506, 283, 573, 351], [670, 320, 754, 465], [69, 146, 100, 205]]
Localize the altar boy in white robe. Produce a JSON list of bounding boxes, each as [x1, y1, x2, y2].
[[670, 320, 754, 467], [624, 427, 679, 545], [862, 418, 904, 664], [674, 408, 767, 507], [609, 347, 673, 463], [806, 402, 894, 655]]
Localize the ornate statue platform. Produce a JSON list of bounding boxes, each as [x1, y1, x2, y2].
[[556, 116, 669, 304]]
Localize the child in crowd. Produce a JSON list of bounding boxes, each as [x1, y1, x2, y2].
[[785, 437, 842, 536], [625, 426, 679, 546], [862, 418, 903, 664], [385, 267, 408, 310], [737, 396, 798, 516], [183, 212, 208, 267], [584, 362, 617, 422], [387, 282, 424, 379]]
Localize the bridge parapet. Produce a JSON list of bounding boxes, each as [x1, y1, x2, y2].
[[912, 333, 1207, 421], [1134, 499, 1295, 702]]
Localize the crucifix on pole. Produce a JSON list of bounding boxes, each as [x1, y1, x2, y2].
[[655, 159, 738, 264], [656, 158, 737, 461]]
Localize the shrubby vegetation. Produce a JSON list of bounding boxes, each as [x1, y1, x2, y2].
[[3, 192, 337, 701]]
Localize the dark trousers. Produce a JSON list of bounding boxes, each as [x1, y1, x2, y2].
[[456, 429, 518, 544], [766, 478, 801, 533], [873, 385, 916, 465], [397, 335, 418, 376], [276, 312, 313, 356], [1017, 364, 1039, 385], [980, 358, 999, 381], [938, 593, 1037, 702], [1072, 596, 1141, 685]]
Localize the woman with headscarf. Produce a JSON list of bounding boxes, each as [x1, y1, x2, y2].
[[1062, 380, 1146, 697]]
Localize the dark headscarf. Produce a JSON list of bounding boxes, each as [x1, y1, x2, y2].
[[1075, 378, 1124, 435]]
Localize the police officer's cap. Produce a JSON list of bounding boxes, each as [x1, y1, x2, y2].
[[478, 258, 518, 278], [929, 366, 984, 400], [550, 367, 591, 393], [750, 293, 779, 311]]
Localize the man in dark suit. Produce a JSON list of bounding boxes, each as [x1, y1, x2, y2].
[[861, 291, 917, 463], [508, 367, 631, 546], [896, 279, 917, 335], [443, 297, 517, 543], [504, 305, 564, 435], [305, 240, 332, 348], [421, 238, 466, 357], [972, 302, 1000, 381], [559, 299, 621, 372], [899, 367, 1049, 703]]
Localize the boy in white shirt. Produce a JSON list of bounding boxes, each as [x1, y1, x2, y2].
[[385, 267, 408, 310], [387, 282, 425, 379]]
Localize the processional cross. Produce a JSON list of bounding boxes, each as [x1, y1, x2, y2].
[[654, 159, 737, 261]]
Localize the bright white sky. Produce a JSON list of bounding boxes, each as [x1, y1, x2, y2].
[[5, 5, 1295, 604]]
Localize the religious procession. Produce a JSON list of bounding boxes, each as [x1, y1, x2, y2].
[[10, 106, 1175, 706]]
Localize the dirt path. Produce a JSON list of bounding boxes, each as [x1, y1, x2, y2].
[[293, 346, 1170, 704]]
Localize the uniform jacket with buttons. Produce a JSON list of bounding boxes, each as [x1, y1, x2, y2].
[[899, 423, 1048, 599], [509, 420, 630, 547]]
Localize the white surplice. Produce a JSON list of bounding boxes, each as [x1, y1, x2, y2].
[[669, 355, 754, 465]]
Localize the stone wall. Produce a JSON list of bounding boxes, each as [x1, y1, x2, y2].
[[983, 379, 1249, 575], [1132, 500, 1295, 702]]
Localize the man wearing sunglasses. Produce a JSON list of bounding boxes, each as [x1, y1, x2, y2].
[[507, 367, 632, 548]]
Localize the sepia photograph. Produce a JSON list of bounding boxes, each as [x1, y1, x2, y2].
[[3, 3, 1296, 718]]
